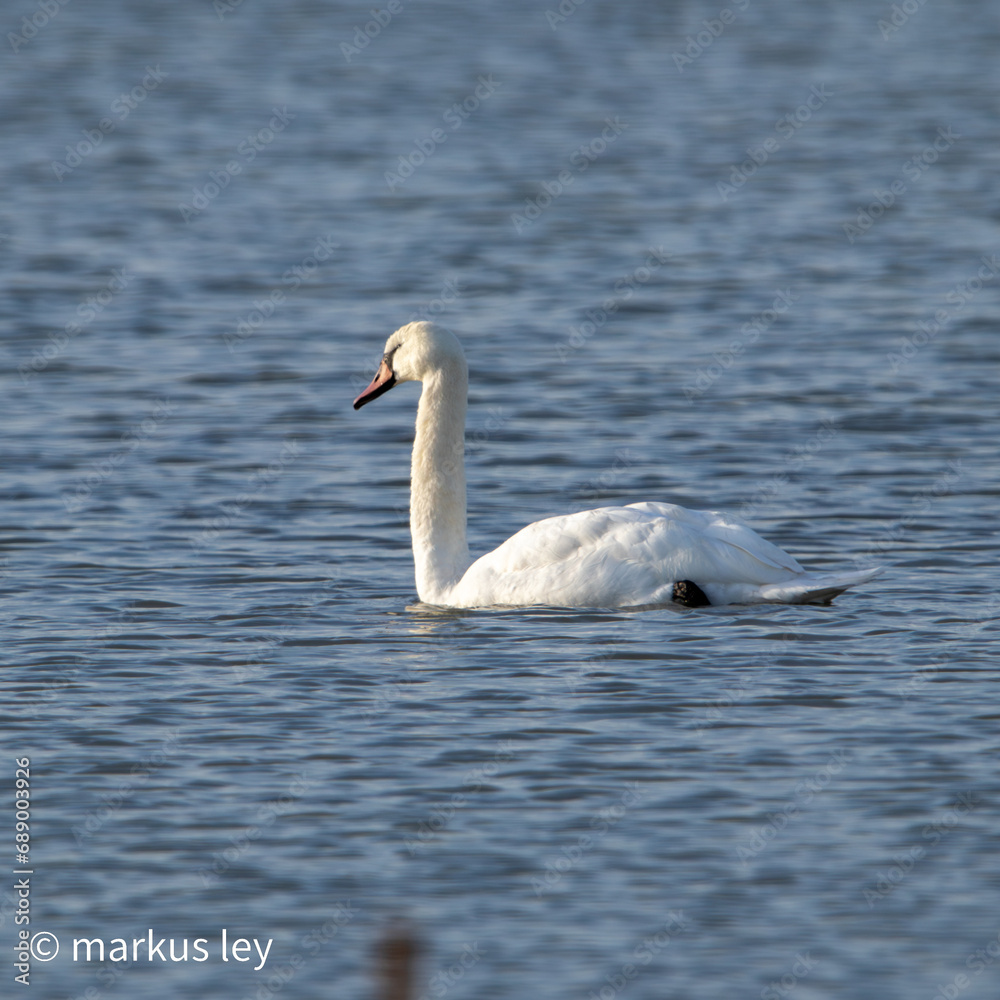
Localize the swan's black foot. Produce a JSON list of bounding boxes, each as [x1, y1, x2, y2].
[[673, 580, 711, 608]]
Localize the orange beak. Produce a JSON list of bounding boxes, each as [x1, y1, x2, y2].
[[353, 358, 397, 410]]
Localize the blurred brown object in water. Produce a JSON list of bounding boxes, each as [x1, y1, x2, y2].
[[376, 922, 418, 1000]]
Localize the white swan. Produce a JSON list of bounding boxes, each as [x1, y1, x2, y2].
[[353, 322, 881, 608]]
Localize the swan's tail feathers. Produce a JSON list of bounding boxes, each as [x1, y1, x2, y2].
[[759, 566, 884, 605]]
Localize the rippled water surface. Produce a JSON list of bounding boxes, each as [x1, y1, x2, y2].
[[3, 2, 999, 998]]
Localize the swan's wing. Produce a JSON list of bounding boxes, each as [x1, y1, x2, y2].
[[624, 502, 805, 574], [448, 503, 807, 608]]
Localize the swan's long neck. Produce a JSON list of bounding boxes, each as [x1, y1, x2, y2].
[[410, 360, 470, 603]]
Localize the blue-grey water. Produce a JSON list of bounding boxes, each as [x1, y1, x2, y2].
[[2, 2, 999, 998]]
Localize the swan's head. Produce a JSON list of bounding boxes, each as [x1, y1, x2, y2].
[[353, 322, 465, 409]]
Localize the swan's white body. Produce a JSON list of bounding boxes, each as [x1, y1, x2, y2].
[[354, 323, 881, 608]]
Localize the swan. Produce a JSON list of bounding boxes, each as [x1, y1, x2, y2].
[[353, 322, 881, 608]]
